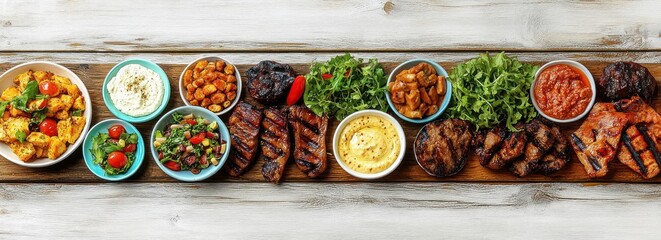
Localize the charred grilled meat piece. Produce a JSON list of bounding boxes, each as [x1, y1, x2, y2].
[[598, 62, 656, 103], [260, 108, 291, 183], [617, 125, 661, 179], [510, 119, 552, 177], [570, 103, 629, 178], [288, 105, 328, 178], [535, 123, 571, 176], [474, 127, 506, 166], [246, 60, 296, 105], [614, 97, 661, 178], [482, 123, 526, 170], [414, 119, 472, 177], [224, 102, 263, 177]]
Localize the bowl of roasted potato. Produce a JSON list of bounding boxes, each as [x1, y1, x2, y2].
[[179, 56, 242, 116], [386, 59, 452, 124], [0, 61, 92, 167]]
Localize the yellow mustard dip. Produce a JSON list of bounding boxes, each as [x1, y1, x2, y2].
[[338, 115, 401, 174]]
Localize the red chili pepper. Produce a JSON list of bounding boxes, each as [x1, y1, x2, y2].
[[287, 76, 306, 106], [163, 161, 181, 171], [189, 132, 206, 145], [321, 73, 333, 80]]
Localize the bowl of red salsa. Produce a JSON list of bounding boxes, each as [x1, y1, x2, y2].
[[531, 60, 596, 123]]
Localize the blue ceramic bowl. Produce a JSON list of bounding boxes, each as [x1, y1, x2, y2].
[[102, 58, 171, 123], [385, 59, 453, 124], [82, 119, 145, 181], [150, 106, 231, 182]]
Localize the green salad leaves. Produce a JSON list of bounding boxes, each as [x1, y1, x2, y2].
[[303, 53, 388, 120], [445, 52, 539, 131]]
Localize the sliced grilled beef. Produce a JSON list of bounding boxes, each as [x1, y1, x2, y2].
[[224, 102, 263, 177], [535, 123, 570, 176], [474, 127, 506, 166], [414, 119, 472, 177], [260, 107, 290, 183], [288, 105, 328, 178]]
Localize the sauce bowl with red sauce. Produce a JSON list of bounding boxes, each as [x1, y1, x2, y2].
[[531, 60, 596, 123]]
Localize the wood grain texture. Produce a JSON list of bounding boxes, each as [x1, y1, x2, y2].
[[1, 0, 660, 52], [1, 182, 660, 239], [1, 52, 660, 183]]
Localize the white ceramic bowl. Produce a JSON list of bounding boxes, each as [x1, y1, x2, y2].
[[178, 56, 242, 116], [0, 61, 92, 167], [332, 110, 406, 179], [531, 60, 596, 123]]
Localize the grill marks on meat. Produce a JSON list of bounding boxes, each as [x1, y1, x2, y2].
[[598, 61, 656, 103], [613, 97, 661, 178], [475, 119, 570, 177], [260, 108, 290, 183], [289, 105, 328, 178], [224, 102, 263, 177], [414, 119, 472, 177], [246, 61, 296, 104], [570, 103, 630, 178]]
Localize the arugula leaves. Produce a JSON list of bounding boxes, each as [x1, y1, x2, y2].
[[445, 52, 539, 131], [303, 53, 388, 120], [11, 80, 39, 112]]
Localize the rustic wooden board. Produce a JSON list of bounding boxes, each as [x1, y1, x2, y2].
[[0, 59, 659, 183], [1, 0, 661, 52]]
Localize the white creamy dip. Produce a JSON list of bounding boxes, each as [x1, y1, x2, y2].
[[107, 64, 164, 117]]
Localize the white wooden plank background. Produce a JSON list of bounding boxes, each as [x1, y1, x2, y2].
[[2, 0, 661, 239], [1, 0, 660, 51]]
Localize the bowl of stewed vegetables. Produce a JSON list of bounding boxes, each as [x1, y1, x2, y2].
[[150, 106, 230, 182]]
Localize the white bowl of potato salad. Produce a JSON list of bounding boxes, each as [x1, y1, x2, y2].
[[0, 61, 92, 167]]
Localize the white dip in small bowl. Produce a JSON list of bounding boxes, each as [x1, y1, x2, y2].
[[107, 64, 164, 117]]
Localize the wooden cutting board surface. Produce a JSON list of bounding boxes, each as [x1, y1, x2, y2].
[[0, 61, 659, 183]]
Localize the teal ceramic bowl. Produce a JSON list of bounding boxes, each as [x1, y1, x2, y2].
[[385, 59, 452, 124], [102, 58, 171, 123], [150, 106, 231, 182], [82, 119, 145, 181]]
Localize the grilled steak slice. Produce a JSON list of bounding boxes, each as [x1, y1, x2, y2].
[[483, 123, 526, 170], [474, 127, 506, 166], [224, 102, 263, 177], [246, 61, 296, 104], [570, 103, 628, 178], [288, 105, 328, 178], [260, 107, 290, 183], [598, 62, 656, 103], [536, 123, 571, 176], [414, 119, 472, 177]]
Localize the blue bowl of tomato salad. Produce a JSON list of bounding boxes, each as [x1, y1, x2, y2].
[[150, 106, 230, 182], [83, 119, 145, 181]]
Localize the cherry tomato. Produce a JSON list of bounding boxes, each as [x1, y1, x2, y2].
[[107, 151, 128, 169], [163, 161, 181, 171], [185, 119, 197, 125], [321, 73, 333, 80], [108, 125, 125, 139], [39, 81, 59, 97], [38, 99, 48, 109], [189, 132, 205, 145], [123, 143, 136, 153], [287, 76, 306, 106], [206, 131, 215, 139], [39, 118, 58, 136]]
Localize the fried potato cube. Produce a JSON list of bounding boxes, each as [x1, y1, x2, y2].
[[1, 87, 20, 101], [47, 98, 66, 114], [194, 60, 208, 72], [189, 99, 199, 106], [200, 98, 211, 108], [208, 104, 222, 112], [4, 117, 29, 142], [14, 71, 33, 90], [52, 75, 72, 85], [47, 136, 67, 159], [183, 69, 194, 85], [57, 119, 73, 143], [212, 80, 226, 92], [224, 64, 235, 75], [210, 92, 226, 105], [73, 96, 85, 110], [33, 71, 53, 82], [215, 61, 226, 71], [226, 74, 236, 83], [10, 141, 35, 162], [54, 110, 69, 120], [63, 83, 80, 100], [9, 106, 29, 118], [69, 116, 86, 144], [27, 132, 51, 148], [202, 84, 217, 96], [194, 88, 205, 101], [59, 94, 74, 112], [0, 124, 8, 143]]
